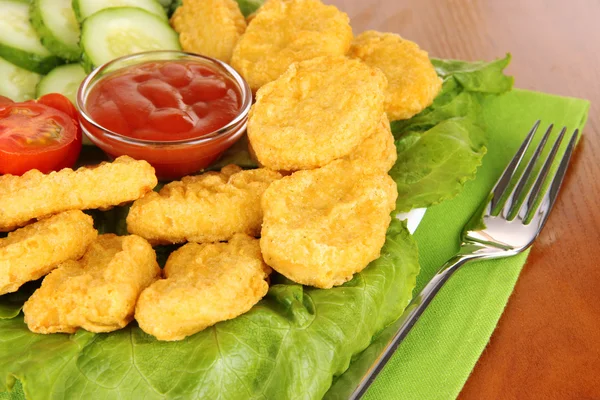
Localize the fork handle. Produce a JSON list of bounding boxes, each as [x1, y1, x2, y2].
[[349, 253, 474, 399]]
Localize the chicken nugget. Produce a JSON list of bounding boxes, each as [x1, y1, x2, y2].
[[0, 211, 97, 295], [247, 56, 387, 171], [127, 165, 282, 244], [345, 113, 397, 174], [135, 234, 271, 341], [349, 31, 442, 121], [171, 0, 246, 63], [260, 159, 397, 289], [0, 156, 157, 231], [23, 234, 160, 334], [230, 0, 353, 91]]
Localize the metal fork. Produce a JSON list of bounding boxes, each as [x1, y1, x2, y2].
[[347, 121, 580, 399]]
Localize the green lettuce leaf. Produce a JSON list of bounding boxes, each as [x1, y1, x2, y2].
[[390, 55, 512, 212], [392, 118, 487, 212], [0, 282, 40, 320], [0, 220, 419, 400], [235, 0, 265, 17]]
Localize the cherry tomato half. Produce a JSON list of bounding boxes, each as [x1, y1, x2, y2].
[[36, 93, 79, 121], [0, 98, 82, 175], [0, 96, 14, 110]]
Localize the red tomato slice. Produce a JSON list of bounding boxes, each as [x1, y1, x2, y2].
[[0, 96, 13, 106], [36, 93, 79, 121], [0, 95, 14, 112], [0, 102, 82, 175]]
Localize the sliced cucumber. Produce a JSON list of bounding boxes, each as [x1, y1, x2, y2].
[[73, 0, 167, 21], [0, 56, 41, 102], [156, 0, 172, 9], [31, 0, 81, 61], [0, 0, 61, 74], [80, 7, 181, 71], [36, 63, 86, 104]]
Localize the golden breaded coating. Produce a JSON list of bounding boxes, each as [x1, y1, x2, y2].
[[346, 113, 397, 174], [127, 165, 281, 244], [0, 156, 157, 231], [171, 0, 246, 63], [247, 56, 387, 171], [230, 0, 353, 91], [135, 234, 271, 341], [349, 31, 442, 121], [0, 211, 97, 295], [260, 159, 397, 289], [23, 234, 160, 334]]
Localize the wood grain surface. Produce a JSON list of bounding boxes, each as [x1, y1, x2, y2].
[[327, 0, 600, 398]]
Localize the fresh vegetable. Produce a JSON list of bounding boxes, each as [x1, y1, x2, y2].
[[36, 64, 87, 105], [0, 218, 419, 399], [0, 0, 61, 74], [235, 0, 265, 17], [169, 0, 182, 15], [0, 94, 82, 175], [36, 93, 79, 121], [73, 0, 168, 21], [30, 0, 81, 61], [80, 7, 181, 71], [156, 0, 173, 10], [0, 56, 41, 102], [390, 55, 513, 212]]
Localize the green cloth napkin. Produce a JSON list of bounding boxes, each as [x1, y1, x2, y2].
[[0, 89, 589, 400], [364, 88, 590, 400]]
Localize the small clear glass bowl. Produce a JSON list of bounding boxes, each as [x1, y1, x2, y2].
[[77, 51, 252, 180]]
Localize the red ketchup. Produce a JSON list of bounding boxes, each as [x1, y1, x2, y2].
[[83, 60, 245, 179]]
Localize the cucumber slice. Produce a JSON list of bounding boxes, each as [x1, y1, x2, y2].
[[36, 63, 86, 104], [0, 56, 41, 102], [80, 7, 181, 70], [73, 0, 167, 21], [0, 0, 61, 74], [156, 0, 172, 9], [31, 0, 81, 61]]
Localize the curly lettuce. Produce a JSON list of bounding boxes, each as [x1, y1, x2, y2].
[[390, 55, 513, 212]]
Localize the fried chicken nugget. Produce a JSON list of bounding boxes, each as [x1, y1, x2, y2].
[[346, 113, 397, 174], [247, 56, 387, 171], [348, 31, 442, 121], [230, 0, 353, 91], [0, 211, 97, 295], [171, 0, 246, 62], [23, 234, 160, 334], [260, 159, 397, 289], [135, 234, 271, 341], [127, 165, 282, 244], [0, 156, 157, 231]]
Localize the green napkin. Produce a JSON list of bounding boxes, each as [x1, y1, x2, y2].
[[364, 89, 590, 400]]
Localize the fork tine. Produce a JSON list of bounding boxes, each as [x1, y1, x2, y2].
[[501, 123, 554, 218], [517, 127, 566, 219], [490, 120, 540, 212], [519, 128, 578, 222]]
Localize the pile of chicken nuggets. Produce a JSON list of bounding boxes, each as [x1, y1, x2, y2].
[[1, 0, 443, 341]]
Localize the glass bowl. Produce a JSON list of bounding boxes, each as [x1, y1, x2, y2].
[[76, 50, 252, 180]]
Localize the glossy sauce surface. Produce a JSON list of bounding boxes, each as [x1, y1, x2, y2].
[[86, 60, 241, 141]]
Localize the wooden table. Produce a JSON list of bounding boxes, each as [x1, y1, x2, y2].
[[329, 0, 600, 398]]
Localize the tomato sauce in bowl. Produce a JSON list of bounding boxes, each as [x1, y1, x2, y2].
[[78, 51, 252, 179]]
